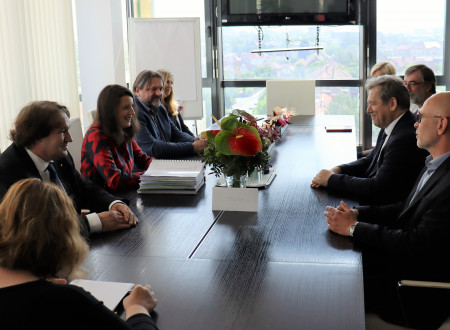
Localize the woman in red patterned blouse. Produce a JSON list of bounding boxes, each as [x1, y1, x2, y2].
[[81, 84, 152, 192]]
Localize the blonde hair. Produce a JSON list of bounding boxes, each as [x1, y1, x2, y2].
[[0, 179, 89, 281], [157, 69, 179, 117], [370, 61, 396, 77]]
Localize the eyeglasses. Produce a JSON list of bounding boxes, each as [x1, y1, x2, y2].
[[416, 112, 450, 123], [404, 81, 424, 87]]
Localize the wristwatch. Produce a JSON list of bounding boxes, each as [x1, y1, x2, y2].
[[349, 222, 358, 237]]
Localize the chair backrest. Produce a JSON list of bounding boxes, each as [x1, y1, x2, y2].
[[266, 80, 316, 115], [68, 118, 83, 172], [88, 109, 96, 125]]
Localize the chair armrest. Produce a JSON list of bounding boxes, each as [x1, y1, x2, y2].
[[399, 280, 450, 289]]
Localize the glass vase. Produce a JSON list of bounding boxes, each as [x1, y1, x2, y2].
[[225, 173, 248, 188]]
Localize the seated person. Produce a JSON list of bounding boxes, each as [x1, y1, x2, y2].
[[0, 101, 138, 235], [311, 75, 428, 205], [81, 84, 152, 192], [361, 61, 397, 156], [157, 69, 195, 136], [404, 64, 436, 113], [370, 61, 396, 77], [0, 178, 158, 329], [324, 92, 450, 329], [133, 70, 208, 159]]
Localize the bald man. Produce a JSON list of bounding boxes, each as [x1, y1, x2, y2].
[[324, 92, 450, 328]]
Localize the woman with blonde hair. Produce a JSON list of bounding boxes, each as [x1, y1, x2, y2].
[[370, 61, 396, 77], [0, 178, 158, 329], [157, 69, 195, 136]]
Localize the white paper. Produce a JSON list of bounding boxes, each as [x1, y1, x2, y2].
[[212, 187, 258, 212], [70, 279, 134, 311]]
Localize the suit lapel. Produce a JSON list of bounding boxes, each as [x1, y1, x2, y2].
[[399, 157, 450, 218]]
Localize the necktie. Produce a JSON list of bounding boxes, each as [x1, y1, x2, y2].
[[377, 131, 388, 162], [46, 162, 64, 190]]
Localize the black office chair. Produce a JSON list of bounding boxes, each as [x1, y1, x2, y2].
[[396, 280, 450, 329]]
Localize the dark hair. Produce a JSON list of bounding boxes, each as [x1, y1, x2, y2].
[[95, 84, 139, 144], [10, 101, 70, 148], [405, 64, 437, 94], [132, 70, 164, 93], [365, 75, 410, 111], [0, 178, 88, 280]]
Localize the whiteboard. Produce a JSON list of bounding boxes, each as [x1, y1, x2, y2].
[[128, 18, 203, 119], [266, 80, 316, 115]]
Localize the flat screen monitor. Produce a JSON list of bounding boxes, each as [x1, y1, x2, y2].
[[221, 0, 359, 26]]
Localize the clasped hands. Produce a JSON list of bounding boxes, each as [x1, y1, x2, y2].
[[193, 136, 209, 153], [324, 201, 358, 236], [99, 202, 138, 232]]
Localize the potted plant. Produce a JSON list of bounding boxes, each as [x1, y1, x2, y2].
[[201, 110, 274, 187]]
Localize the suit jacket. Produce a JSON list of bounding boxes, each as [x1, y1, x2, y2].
[[135, 96, 195, 159], [169, 112, 195, 137], [0, 144, 121, 234], [355, 154, 450, 280], [327, 111, 428, 205], [353, 155, 450, 327]]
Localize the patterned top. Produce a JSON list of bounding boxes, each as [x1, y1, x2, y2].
[[81, 124, 152, 191]]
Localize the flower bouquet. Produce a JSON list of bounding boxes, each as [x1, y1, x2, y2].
[[264, 106, 293, 138], [201, 110, 273, 187]]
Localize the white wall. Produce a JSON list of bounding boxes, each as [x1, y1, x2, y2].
[[75, 0, 126, 130]]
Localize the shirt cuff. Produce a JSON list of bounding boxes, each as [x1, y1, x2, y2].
[[109, 200, 125, 210], [85, 213, 102, 233]]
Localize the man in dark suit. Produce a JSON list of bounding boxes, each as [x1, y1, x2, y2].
[[0, 101, 138, 235], [133, 70, 208, 159], [325, 92, 450, 328], [311, 75, 428, 205]]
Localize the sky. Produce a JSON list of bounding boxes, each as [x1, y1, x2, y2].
[[377, 0, 446, 34]]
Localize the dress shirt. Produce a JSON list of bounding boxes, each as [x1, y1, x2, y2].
[[25, 149, 103, 232], [409, 151, 450, 204], [379, 112, 405, 153]]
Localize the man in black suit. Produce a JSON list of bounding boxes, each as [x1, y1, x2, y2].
[[0, 101, 138, 235], [325, 92, 450, 328], [311, 75, 428, 205]]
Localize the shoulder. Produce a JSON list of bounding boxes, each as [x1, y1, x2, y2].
[[84, 125, 115, 148], [0, 144, 30, 170]]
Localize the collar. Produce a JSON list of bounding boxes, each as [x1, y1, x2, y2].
[[425, 151, 450, 174], [25, 148, 51, 173], [384, 112, 406, 137]]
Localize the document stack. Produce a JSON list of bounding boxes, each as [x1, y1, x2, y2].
[[138, 159, 205, 194]]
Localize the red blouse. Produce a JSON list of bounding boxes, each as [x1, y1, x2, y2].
[[81, 124, 152, 191]]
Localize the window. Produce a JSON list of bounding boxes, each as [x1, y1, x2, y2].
[[222, 25, 360, 80]]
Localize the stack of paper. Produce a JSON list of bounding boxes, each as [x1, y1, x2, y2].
[[138, 159, 205, 194]]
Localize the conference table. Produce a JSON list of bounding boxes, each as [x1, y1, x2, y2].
[[84, 115, 365, 329]]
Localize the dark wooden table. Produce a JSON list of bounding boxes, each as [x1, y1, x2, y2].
[[84, 115, 365, 330]]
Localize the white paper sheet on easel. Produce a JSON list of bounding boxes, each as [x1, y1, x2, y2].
[[212, 187, 258, 212]]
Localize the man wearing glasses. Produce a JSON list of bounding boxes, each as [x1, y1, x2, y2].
[[404, 64, 436, 113], [324, 91, 450, 329]]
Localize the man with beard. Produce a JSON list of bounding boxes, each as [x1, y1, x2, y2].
[[404, 64, 436, 114], [133, 70, 208, 159], [0, 101, 138, 235]]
